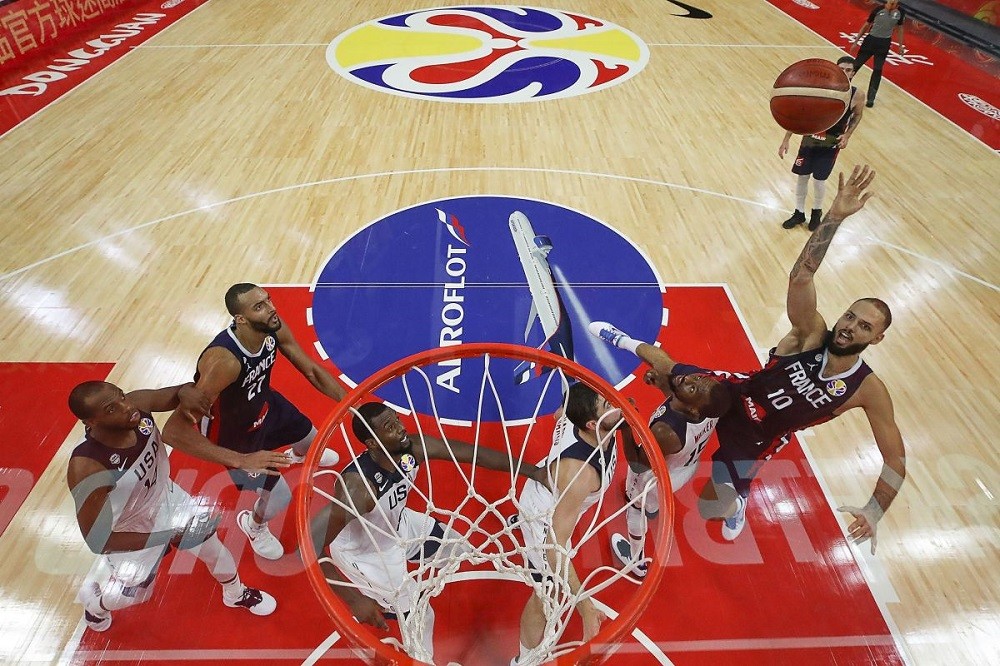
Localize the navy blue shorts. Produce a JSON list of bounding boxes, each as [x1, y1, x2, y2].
[[791, 143, 840, 180], [220, 390, 313, 492], [710, 414, 790, 498]]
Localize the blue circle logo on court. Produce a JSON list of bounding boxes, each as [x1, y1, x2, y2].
[[326, 6, 649, 102], [310, 196, 663, 421]]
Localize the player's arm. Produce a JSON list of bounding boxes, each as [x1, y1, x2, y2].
[[422, 436, 547, 486], [275, 322, 347, 402], [125, 384, 211, 424], [851, 13, 875, 52], [780, 165, 876, 354], [778, 130, 794, 159], [894, 16, 906, 54], [309, 475, 388, 630], [162, 348, 290, 474], [549, 460, 604, 640], [836, 376, 905, 553], [838, 95, 865, 148], [67, 458, 178, 554]]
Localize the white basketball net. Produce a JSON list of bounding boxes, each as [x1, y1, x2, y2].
[[310, 351, 661, 666]]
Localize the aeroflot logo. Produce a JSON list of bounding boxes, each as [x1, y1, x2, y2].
[[309, 196, 665, 422]]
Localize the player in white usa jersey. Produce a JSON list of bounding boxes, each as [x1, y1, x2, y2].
[[67, 381, 276, 633], [512, 383, 623, 666], [311, 402, 546, 661]]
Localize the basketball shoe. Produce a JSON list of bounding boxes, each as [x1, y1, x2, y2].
[[80, 581, 111, 632], [286, 447, 340, 467], [782, 210, 806, 229], [721, 495, 748, 541], [223, 585, 277, 616], [808, 209, 823, 231], [237, 510, 284, 560], [588, 321, 629, 348], [610, 533, 648, 579]]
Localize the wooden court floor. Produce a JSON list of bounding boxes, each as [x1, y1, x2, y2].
[[1, 0, 997, 664]]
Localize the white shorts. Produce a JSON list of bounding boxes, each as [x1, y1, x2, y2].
[[517, 480, 557, 572], [103, 481, 202, 588], [328, 508, 438, 615]]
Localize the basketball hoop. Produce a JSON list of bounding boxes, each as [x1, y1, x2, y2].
[[296, 343, 672, 665]]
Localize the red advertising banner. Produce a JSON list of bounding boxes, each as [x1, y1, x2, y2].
[[0, 0, 208, 135]]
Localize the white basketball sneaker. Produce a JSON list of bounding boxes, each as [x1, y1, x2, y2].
[[610, 533, 648, 579], [237, 510, 284, 560], [80, 581, 112, 632], [588, 321, 630, 348], [286, 447, 340, 467], [223, 585, 277, 616], [722, 495, 748, 541]]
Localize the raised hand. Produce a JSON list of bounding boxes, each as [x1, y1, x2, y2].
[[828, 164, 876, 220]]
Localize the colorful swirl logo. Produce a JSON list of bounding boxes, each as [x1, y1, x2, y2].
[[326, 6, 649, 102]]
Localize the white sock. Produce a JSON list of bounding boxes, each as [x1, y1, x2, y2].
[[795, 174, 809, 211], [220, 574, 244, 601], [626, 504, 647, 557], [812, 178, 827, 209]]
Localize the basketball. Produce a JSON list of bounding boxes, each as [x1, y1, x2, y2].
[[770, 58, 851, 135]]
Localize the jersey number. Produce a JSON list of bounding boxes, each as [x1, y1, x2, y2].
[[767, 388, 793, 410], [247, 377, 265, 401]]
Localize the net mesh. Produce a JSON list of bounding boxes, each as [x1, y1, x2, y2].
[[298, 343, 671, 666]]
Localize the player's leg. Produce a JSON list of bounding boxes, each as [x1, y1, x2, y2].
[[783, 146, 812, 228], [611, 456, 659, 578], [807, 149, 837, 230], [231, 470, 287, 559], [514, 591, 547, 664], [163, 482, 277, 614], [867, 44, 890, 106], [853, 37, 876, 71], [79, 546, 165, 631]]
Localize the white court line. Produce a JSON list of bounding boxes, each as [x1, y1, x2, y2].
[[3, 167, 995, 293]]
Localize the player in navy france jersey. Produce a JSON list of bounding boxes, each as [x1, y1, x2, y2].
[[163, 283, 348, 560], [67, 381, 276, 632], [591, 165, 906, 552]]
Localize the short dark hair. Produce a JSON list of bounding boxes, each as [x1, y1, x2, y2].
[[564, 382, 600, 430], [837, 56, 855, 67], [352, 402, 391, 443], [225, 283, 259, 316], [857, 297, 893, 330], [68, 381, 110, 419]]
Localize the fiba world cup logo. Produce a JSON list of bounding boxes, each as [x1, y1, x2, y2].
[[826, 379, 848, 397], [326, 6, 649, 102]]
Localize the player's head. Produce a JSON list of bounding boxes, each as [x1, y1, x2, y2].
[[836, 56, 856, 80], [225, 283, 282, 334], [352, 402, 412, 454], [661, 372, 732, 421], [564, 383, 622, 437], [68, 381, 140, 431], [829, 298, 892, 356]]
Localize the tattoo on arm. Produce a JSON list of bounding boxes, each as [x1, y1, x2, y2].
[[789, 217, 844, 278]]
